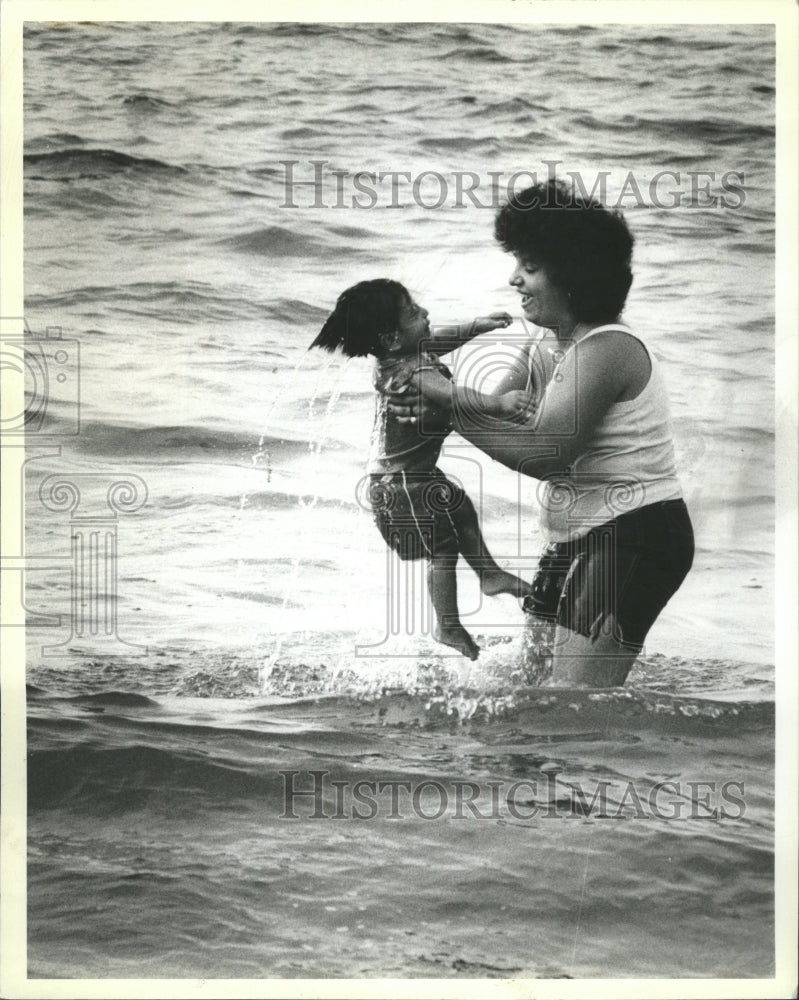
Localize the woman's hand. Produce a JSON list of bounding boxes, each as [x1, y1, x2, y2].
[[387, 369, 453, 425]]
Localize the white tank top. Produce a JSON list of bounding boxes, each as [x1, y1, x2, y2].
[[538, 324, 683, 542]]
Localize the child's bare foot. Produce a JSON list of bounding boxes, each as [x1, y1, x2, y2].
[[481, 569, 533, 599], [433, 623, 480, 660]]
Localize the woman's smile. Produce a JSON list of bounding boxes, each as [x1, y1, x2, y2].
[[509, 254, 574, 331]]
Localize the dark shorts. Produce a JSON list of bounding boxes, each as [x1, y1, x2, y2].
[[369, 469, 465, 561], [523, 499, 694, 649]]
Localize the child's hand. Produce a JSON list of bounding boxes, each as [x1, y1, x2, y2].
[[496, 389, 536, 423], [472, 312, 513, 335]]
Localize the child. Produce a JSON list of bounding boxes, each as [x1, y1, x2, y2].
[[310, 278, 533, 660]]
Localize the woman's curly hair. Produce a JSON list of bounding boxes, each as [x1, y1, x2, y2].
[[494, 179, 634, 323]]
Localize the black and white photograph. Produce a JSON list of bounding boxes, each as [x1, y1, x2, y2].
[[1, 0, 796, 995]]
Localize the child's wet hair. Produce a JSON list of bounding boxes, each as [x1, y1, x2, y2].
[[310, 278, 410, 358]]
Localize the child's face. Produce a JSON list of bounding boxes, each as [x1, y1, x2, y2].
[[395, 296, 431, 352]]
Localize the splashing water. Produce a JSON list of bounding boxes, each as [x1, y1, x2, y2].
[[257, 617, 556, 709], [253, 352, 354, 690], [238, 335, 555, 698], [250, 438, 272, 481]]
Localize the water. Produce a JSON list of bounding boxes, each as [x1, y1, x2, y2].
[[21, 21, 775, 979]]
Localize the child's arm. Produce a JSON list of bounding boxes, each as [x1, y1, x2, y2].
[[397, 368, 534, 423], [425, 312, 512, 356]]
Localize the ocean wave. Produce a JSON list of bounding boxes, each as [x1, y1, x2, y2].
[[462, 96, 552, 118], [27, 186, 128, 211], [217, 226, 325, 257], [65, 691, 160, 708], [440, 46, 514, 63], [226, 187, 271, 199], [627, 32, 766, 51], [249, 685, 775, 739], [279, 126, 323, 140], [24, 147, 188, 181], [30, 671, 775, 734], [571, 114, 773, 146], [340, 82, 438, 95], [25, 280, 280, 323], [151, 488, 350, 513], [27, 731, 282, 811], [65, 420, 291, 458], [121, 94, 173, 109], [25, 615, 776, 704], [23, 408, 339, 462], [26, 681, 774, 821], [27, 643, 775, 713], [430, 26, 481, 44], [25, 132, 88, 153], [265, 23, 345, 38], [326, 224, 374, 240], [418, 136, 500, 153], [728, 241, 773, 255], [702, 424, 773, 446]]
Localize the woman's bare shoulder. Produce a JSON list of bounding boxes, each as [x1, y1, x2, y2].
[[573, 327, 651, 400]]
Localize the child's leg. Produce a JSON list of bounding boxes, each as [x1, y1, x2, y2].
[[449, 491, 533, 598], [427, 554, 480, 660]]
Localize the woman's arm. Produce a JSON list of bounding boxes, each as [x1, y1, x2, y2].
[[484, 338, 533, 396], [486, 333, 559, 400], [409, 331, 633, 479]]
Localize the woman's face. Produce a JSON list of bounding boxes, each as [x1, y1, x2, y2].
[[509, 254, 574, 333]]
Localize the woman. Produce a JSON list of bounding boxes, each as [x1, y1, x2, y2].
[[391, 179, 694, 687]]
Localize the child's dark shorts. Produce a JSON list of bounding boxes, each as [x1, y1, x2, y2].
[[369, 469, 465, 561], [523, 499, 694, 650]]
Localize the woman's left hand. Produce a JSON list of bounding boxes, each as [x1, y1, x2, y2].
[[387, 369, 452, 425]]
